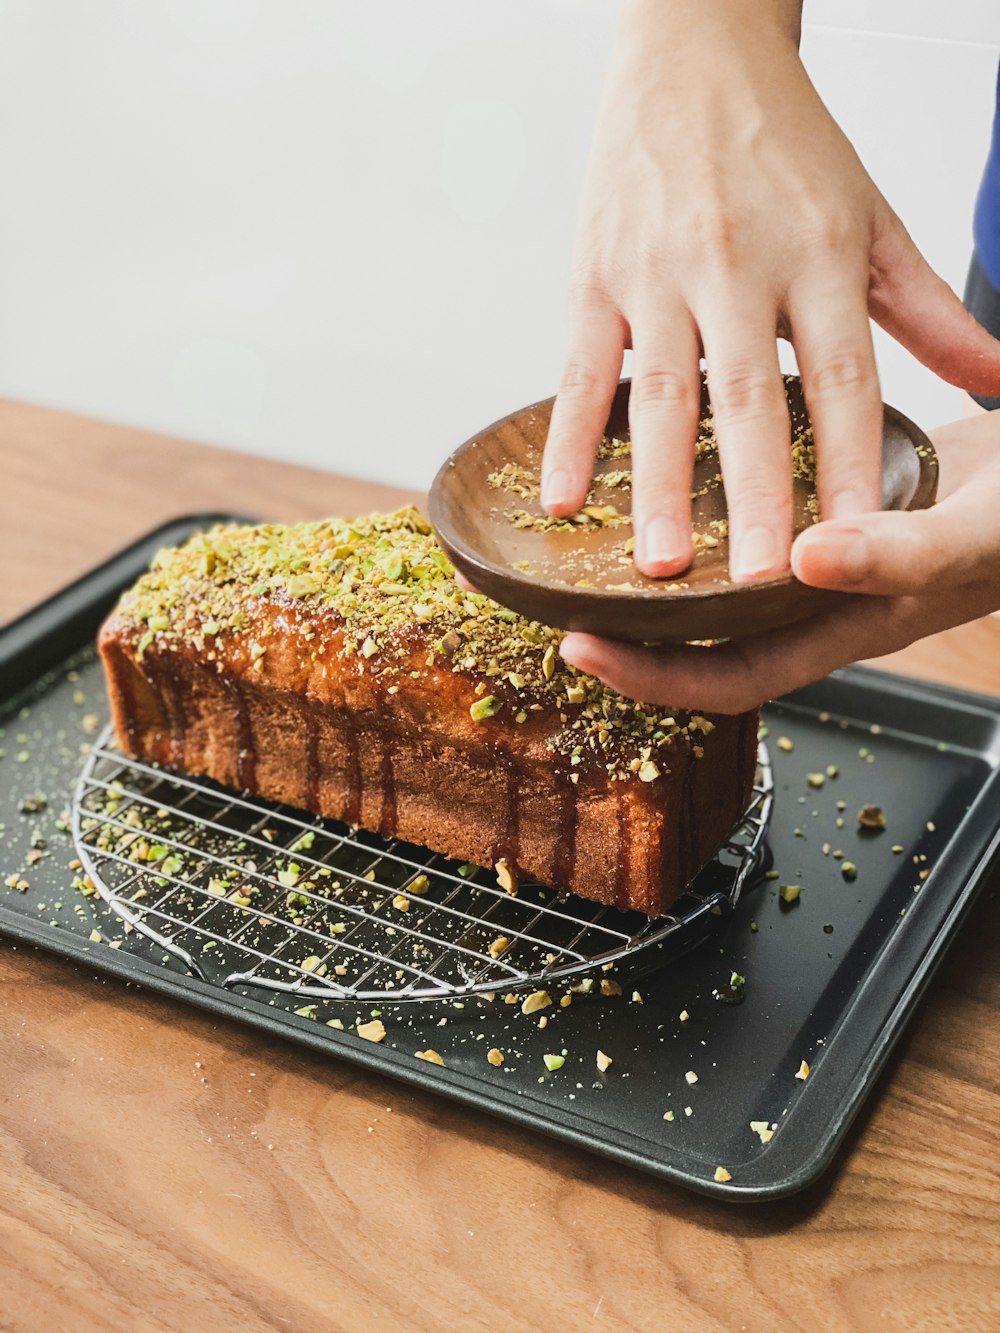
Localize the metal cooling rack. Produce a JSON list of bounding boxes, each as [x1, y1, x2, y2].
[[72, 725, 773, 1002]]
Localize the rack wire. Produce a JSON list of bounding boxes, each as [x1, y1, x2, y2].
[[72, 724, 772, 1002]]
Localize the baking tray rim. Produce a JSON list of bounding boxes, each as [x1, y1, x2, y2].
[[1, 512, 999, 1202]]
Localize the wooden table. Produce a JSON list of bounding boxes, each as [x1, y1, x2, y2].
[[2, 401, 998, 1333]]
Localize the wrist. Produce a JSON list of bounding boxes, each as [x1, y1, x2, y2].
[[618, 0, 803, 54]]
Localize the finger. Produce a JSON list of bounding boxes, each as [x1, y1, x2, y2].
[[786, 271, 882, 520], [559, 591, 924, 713], [699, 303, 793, 583], [792, 474, 1000, 596], [453, 570, 481, 594], [627, 308, 702, 577], [541, 295, 626, 516], [869, 211, 1000, 398]]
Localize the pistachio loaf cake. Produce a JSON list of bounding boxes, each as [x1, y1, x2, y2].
[[98, 508, 758, 916]]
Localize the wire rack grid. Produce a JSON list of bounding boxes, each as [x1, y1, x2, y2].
[[72, 725, 773, 1002]]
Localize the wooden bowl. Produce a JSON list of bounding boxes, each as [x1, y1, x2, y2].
[[428, 376, 938, 644]]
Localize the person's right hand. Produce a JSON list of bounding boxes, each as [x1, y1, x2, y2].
[[541, 0, 1000, 583]]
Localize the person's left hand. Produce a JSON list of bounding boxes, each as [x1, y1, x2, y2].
[[558, 411, 1000, 712]]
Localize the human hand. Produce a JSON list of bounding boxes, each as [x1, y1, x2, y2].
[[542, 0, 1000, 585], [558, 411, 1000, 712]]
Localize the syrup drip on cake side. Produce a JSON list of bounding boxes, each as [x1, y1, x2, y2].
[[551, 763, 579, 893], [223, 677, 257, 790]]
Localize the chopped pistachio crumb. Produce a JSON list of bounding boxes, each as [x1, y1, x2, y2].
[[521, 989, 551, 1016], [858, 804, 887, 831], [779, 884, 801, 904], [495, 859, 518, 895], [469, 695, 502, 722], [685, 1070, 698, 1085], [543, 1053, 565, 1072], [841, 861, 858, 882], [714, 1167, 732, 1183], [596, 1049, 613, 1073], [664, 1110, 675, 1122], [776, 737, 794, 752]]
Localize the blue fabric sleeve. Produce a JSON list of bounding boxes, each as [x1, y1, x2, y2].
[[973, 60, 1000, 290]]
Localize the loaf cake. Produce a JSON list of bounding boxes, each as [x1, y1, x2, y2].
[[98, 508, 758, 916]]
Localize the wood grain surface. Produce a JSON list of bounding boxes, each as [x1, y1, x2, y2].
[[1, 399, 998, 1333]]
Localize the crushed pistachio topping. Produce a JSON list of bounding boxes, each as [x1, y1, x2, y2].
[[857, 804, 887, 830], [521, 989, 552, 1016], [596, 1049, 613, 1073], [714, 1167, 732, 1184], [356, 1019, 386, 1043], [495, 859, 518, 895], [117, 506, 710, 778]]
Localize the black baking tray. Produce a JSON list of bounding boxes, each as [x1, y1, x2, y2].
[[2, 516, 999, 1201]]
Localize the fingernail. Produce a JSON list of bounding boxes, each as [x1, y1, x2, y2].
[[730, 525, 785, 582], [809, 525, 870, 584], [542, 469, 572, 511], [559, 634, 590, 669], [638, 516, 687, 573]]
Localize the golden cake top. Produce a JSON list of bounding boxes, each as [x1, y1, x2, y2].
[[116, 506, 718, 778]]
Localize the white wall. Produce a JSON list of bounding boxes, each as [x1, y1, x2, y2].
[[0, 0, 997, 491]]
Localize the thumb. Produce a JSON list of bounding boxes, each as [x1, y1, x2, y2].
[[791, 492, 993, 596], [869, 212, 1000, 398]]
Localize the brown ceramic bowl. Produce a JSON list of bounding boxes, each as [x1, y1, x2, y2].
[[428, 376, 938, 644]]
